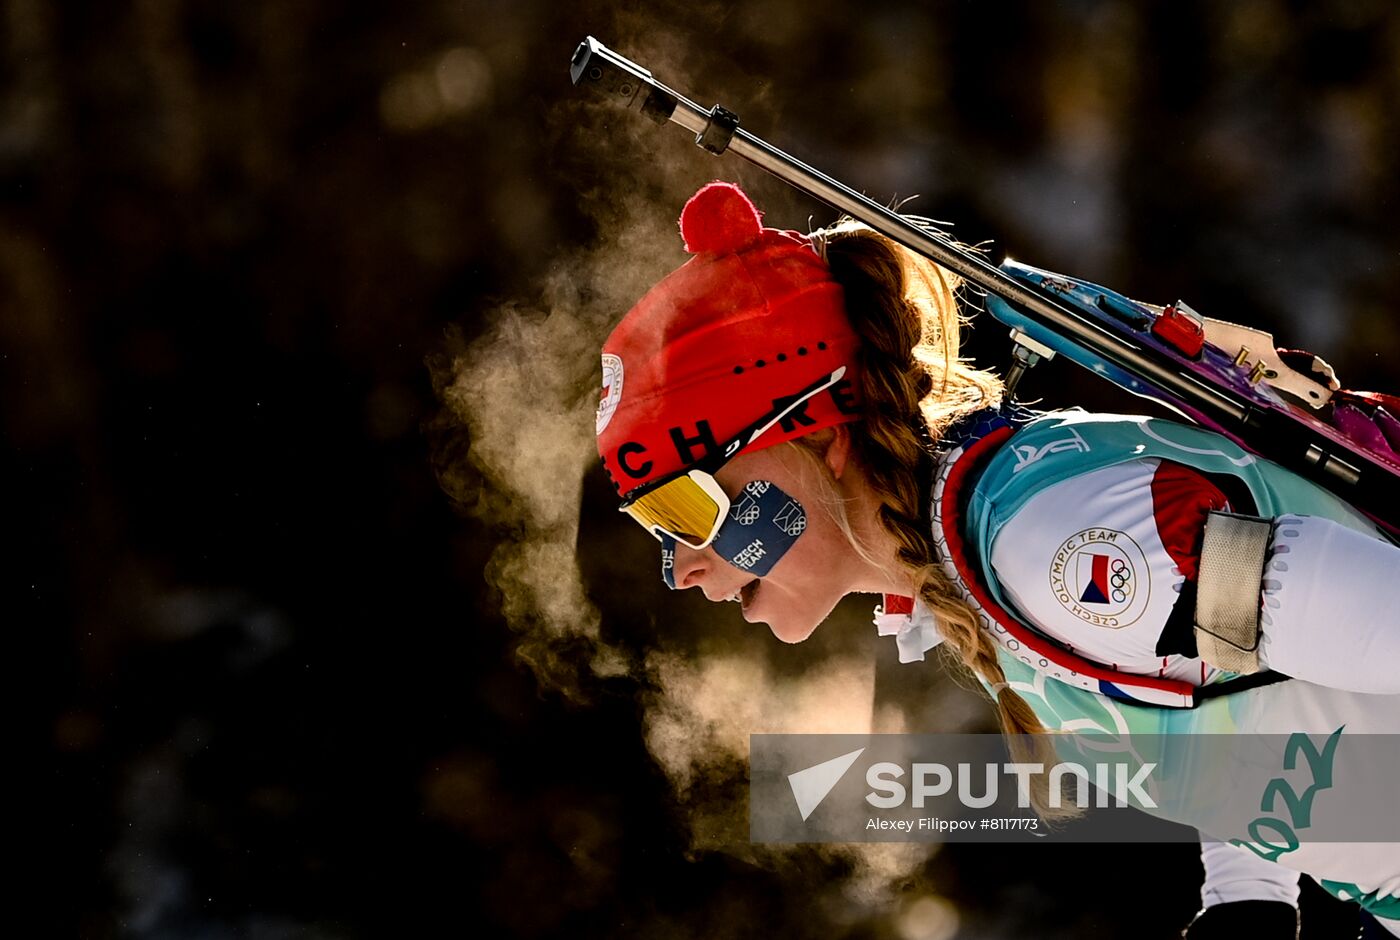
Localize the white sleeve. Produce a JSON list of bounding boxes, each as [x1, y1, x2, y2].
[[1256, 514, 1400, 694]]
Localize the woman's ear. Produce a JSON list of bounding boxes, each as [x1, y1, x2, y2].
[[823, 424, 853, 480]]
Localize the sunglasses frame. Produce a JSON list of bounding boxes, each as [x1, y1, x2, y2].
[[618, 366, 848, 550]]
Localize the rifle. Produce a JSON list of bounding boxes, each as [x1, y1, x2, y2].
[[568, 37, 1399, 534]]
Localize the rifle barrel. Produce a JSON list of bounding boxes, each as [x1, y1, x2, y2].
[[569, 37, 1250, 429]]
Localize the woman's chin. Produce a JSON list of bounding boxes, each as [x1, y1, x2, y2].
[[739, 581, 833, 643], [764, 617, 821, 644]]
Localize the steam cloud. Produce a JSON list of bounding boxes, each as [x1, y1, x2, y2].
[[429, 25, 730, 691], [429, 19, 958, 918]]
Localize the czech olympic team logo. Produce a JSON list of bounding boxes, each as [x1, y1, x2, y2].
[[773, 501, 806, 537], [1048, 528, 1149, 628], [596, 354, 624, 435], [1078, 554, 1130, 605], [731, 492, 762, 525]]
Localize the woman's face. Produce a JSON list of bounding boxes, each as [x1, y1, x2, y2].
[[665, 429, 899, 643]]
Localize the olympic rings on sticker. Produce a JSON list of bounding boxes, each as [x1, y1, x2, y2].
[[1110, 559, 1132, 603]]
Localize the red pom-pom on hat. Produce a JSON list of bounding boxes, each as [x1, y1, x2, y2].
[[679, 181, 764, 254], [598, 178, 861, 498]]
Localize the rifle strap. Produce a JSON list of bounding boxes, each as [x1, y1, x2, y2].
[[1194, 511, 1274, 675]]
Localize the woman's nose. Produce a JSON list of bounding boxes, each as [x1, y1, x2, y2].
[[670, 541, 711, 590]]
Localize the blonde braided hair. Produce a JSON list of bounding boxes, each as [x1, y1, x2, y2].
[[808, 219, 1077, 820]]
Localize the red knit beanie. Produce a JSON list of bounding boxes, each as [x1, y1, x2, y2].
[[596, 181, 863, 498]]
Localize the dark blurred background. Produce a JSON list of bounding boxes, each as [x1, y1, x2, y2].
[[14, 1, 1396, 937]]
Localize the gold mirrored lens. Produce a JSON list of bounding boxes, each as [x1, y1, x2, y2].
[[623, 474, 722, 547]]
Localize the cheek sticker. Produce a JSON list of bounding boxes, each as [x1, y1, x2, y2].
[[711, 480, 807, 577]]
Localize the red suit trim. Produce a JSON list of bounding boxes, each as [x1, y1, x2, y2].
[[1149, 460, 1231, 581]]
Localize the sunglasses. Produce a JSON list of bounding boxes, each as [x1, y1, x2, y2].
[[618, 367, 848, 550]]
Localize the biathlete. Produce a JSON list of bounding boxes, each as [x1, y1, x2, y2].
[[592, 181, 1400, 937]]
